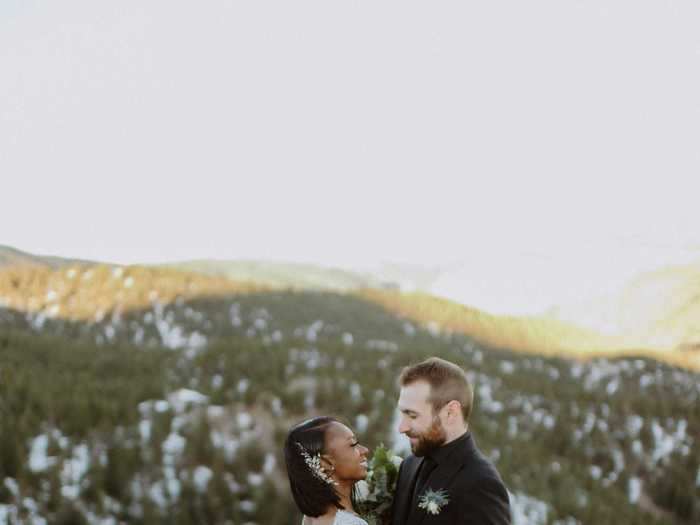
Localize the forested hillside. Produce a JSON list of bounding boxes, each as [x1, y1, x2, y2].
[[1, 284, 698, 524]]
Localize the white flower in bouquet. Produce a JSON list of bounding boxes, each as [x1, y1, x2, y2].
[[355, 479, 370, 501]]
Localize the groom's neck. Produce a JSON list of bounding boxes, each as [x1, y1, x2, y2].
[[442, 423, 469, 446]]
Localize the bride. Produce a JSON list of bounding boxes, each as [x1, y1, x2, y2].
[[284, 416, 370, 525]]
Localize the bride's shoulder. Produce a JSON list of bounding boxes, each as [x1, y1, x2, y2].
[[334, 510, 368, 525]]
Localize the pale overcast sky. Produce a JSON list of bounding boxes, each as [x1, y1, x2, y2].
[[2, 1, 699, 312]]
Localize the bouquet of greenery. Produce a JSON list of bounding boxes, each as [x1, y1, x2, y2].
[[355, 444, 403, 525]]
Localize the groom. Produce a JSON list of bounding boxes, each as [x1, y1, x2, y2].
[[391, 357, 511, 525]]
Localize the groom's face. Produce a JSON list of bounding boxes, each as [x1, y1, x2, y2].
[[397, 381, 447, 456]]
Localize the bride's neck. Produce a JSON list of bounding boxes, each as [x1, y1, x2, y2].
[[335, 480, 354, 512], [304, 482, 355, 524]]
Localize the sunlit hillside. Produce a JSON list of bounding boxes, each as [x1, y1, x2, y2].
[[361, 289, 700, 373], [0, 264, 266, 322], [550, 264, 700, 351], [2, 253, 699, 373], [0, 245, 93, 270], [165, 260, 392, 292]]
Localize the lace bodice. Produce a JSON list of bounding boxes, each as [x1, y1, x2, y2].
[[302, 510, 368, 525]]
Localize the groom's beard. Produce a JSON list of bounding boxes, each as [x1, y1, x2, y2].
[[408, 416, 447, 457]]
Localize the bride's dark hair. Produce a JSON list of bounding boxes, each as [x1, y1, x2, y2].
[[284, 416, 344, 517]]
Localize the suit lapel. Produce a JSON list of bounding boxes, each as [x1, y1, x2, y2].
[[393, 456, 423, 525], [406, 437, 472, 525]]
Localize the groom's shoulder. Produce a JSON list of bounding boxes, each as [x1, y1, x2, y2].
[[455, 440, 507, 488]]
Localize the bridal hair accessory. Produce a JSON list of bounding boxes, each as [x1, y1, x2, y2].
[[296, 442, 338, 486]]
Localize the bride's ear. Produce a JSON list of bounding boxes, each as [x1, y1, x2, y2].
[[320, 454, 335, 473]]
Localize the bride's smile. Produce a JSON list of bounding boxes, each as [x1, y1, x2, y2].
[[322, 423, 370, 483]]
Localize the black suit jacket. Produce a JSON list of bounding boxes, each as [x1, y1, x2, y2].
[[390, 433, 511, 525]]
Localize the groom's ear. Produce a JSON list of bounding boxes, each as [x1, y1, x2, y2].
[[445, 400, 463, 422]]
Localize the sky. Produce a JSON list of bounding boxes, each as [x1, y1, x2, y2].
[[2, 0, 699, 314]]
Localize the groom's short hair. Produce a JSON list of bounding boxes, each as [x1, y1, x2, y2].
[[399, 357, 474, 422]]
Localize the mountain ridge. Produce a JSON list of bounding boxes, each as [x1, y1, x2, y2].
[[1, 245, 699, 371], [0, 244, 96, 269]]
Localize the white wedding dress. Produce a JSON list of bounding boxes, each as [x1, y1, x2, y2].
[[333, 510, 368, 525], [302, 510, 368, 525]]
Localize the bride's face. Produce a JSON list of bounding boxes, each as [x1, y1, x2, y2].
[[323, 422, 369, 483]]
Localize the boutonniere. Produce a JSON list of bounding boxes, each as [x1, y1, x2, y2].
[[418, 488, 450, 515]]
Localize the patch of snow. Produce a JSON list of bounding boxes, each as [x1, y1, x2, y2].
[[263, 454, 276, 475], [212, 431, 239, 461], [4, 478, 19, 498], [500, 361, 515, 374], [632, 440, 643, 456], [61, 485, 80, 499], [28, 434, 57, 472], [149, 481, 169, 509], [508, 417, 518, 438], [606, 378, 619, 396], [162, 433, 186, 464], [628, 477, 642, 503], [612, 449, 625, 473], [355, 414, 369, 434], [651, 419, 679, 464], [366, 339, 399, 352], [626, 415, 643, 437], [193, 466, 213, 493], [239, 500, 256, 513], [237, 378, 250, 394], [509, 491, 549, 525], [306, 320, 324, 342], [229, 304, 242, 327], [30, 312, 47, 330], [207, 406, 225, 418], [168, 389, 209, 414], [139, 420, 152, 443], [478, 380, 504, 413], [0, 505, 19, 523], [247, 472, 264, 486], [164, 466, 181, 499], [237, 412, 253, 429], [349, 383, 361, 402], [60, 443, 90, 498], [271, 397, 283, 416]]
